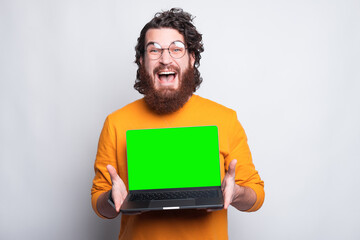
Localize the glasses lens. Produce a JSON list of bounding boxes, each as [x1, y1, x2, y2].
[[169, 41, 186, 58], [146, 42, 162, 59]]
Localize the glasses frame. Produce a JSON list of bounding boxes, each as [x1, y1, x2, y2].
[[145, 41, 188, 60]]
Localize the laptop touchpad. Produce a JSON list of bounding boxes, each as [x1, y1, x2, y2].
[[149, 199, 195, 208]]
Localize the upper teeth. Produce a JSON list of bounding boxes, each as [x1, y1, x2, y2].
[[159, 72, 175, 75]]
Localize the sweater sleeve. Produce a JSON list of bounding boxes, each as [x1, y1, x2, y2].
[[91, 116, 117, 218], [225, 111, 265, 212]]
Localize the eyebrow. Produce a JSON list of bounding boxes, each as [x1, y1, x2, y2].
[[145, 40, 185, 48], [145, 41, 157, 48]]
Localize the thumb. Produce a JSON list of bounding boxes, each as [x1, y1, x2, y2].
[[106, 164, 119, 184], [227, 159, 237, 178]]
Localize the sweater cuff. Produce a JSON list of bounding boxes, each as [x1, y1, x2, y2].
[[242, 183, 265, 212], [91, 191, 109, 219]]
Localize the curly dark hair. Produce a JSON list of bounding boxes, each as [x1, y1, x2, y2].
[[134, 8, 204, 94]]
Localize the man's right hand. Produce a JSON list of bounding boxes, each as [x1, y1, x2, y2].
[[107, 164, 128, 212]]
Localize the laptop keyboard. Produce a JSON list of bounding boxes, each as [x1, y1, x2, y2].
[[130, 189, 219, 201]]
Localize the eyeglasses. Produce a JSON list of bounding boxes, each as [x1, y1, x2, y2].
[[145, 41, 187, 60]]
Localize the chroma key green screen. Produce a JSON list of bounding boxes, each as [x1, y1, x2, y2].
[[126, 126, 221, 191]]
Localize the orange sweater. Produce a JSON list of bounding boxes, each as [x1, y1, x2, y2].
[[91, 95, 264, 240]]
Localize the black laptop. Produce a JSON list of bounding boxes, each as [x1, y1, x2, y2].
[[118, 126, 224, 214]]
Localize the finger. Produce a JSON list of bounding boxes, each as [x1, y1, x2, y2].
[[221, 178, 226, 191], [223, 189, 231, 209], [223, 177, 236, 210], [227, 159, 237, 178], [115, 192, 125, 212], [106, 165, 126, 212], [120, 181, 128, 198], [222, 186, 228, 209], [116, 199, 121, 212], [110, 189, 120, 212], [206, 208, 222, 212]]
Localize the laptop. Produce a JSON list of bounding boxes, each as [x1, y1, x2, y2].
[[118, 125, 224, 214]]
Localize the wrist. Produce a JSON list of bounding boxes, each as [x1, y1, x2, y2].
[[232, 185, 245, 203], [230, 185, 257, 211]]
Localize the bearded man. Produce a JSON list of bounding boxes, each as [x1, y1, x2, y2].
[[91, 8, 264, 240]]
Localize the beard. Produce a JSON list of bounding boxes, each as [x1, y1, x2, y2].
[[139, 64, 196, 115]]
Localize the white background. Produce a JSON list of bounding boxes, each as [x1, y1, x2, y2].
[[1, 0, 359, 239]]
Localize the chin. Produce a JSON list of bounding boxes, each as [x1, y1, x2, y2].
[[155, 87, 179, 98]]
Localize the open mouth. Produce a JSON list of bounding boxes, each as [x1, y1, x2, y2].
[[157, 71, 177, 83]]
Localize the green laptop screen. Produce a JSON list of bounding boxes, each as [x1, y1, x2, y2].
[[126, 126, 221, 191]]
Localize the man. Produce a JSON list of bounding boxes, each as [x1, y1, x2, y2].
[[91, 8, 264, 240]]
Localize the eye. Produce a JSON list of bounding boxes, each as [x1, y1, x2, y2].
[[170, 41, 185, 55], [147, 42, 162, 55], [149, 49, 160, 53], [147, 46, 162, 55]]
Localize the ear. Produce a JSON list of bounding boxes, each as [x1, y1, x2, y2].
[[190, 52, 195, 67], [140, 56, 143, 65]]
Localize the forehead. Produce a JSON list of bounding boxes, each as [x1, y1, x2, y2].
[[145, 28, 185, 46]]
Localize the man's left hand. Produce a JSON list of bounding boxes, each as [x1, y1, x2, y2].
[[220, 159, 257, 211], [222, 159, 240, 209]]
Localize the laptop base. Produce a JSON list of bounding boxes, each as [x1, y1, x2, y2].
[[120, 187, 224, 214]]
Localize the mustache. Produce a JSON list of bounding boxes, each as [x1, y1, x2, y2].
[[153, 65, 180, 75]]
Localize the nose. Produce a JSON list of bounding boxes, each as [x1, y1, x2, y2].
[[159, 49, 173, 65]]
